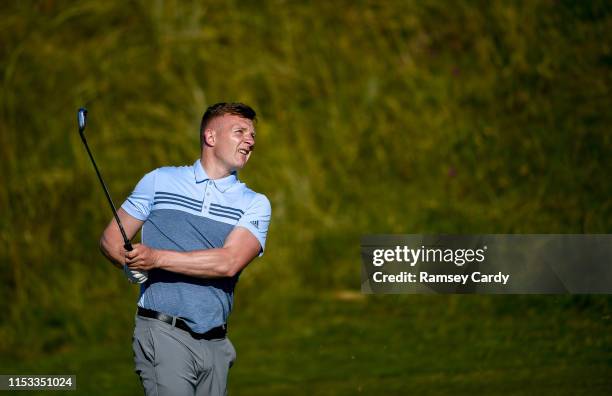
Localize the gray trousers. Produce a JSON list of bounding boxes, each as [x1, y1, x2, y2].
[[132, 315, 236, 396]]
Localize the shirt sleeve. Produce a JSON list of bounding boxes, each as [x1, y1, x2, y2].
[[236, 193, 272, 256], [121, 169, 157, 221]]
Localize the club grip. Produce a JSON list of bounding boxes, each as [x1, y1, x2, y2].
[[124, 241, 133, 251]]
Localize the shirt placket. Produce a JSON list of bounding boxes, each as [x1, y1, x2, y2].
[[202, 180, 212, 213]]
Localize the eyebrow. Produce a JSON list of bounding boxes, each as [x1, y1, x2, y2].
[[232, 125, 256, 135]]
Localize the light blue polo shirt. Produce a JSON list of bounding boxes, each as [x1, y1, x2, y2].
[[121, 159, 271, 333]]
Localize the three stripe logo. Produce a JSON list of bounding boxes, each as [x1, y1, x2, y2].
[[209, 203, 244, 222], [154, 192, 203, 211], [250, 220, 259, 229]]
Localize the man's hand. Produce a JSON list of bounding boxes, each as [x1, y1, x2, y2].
[[124, 265, 149, 284], [125, 243, 160, 271]]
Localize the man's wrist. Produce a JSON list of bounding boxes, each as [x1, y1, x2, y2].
[[152, 249, 164, 270]]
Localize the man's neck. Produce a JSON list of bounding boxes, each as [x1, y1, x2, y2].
[[200, 157, 233, 180]]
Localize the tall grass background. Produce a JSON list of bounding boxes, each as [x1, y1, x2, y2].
[[0, 1, 611, 394]]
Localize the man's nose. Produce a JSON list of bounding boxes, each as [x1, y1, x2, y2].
[[244, 134, 255, 146]]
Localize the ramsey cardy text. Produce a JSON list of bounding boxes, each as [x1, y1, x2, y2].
[[372, 271, 510, 285]]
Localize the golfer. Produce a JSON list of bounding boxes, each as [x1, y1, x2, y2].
[[99, 102, 271, 395]]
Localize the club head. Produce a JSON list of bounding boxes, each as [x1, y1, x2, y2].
[[77, 107, 88, 133]]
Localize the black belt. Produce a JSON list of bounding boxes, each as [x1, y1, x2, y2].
[[137, 307, 227, 340]]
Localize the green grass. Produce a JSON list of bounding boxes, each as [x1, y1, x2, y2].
[[2, 292, 611, 395]]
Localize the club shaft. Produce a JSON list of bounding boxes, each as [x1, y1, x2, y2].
[[79, 132, 133, 251]]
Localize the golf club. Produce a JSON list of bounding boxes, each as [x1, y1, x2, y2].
[[77, 107, 133, 252]]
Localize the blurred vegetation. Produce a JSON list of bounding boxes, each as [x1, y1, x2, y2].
[[0, 0, 611, 394]]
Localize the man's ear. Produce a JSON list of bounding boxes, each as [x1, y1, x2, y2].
[[204, 128, 216, 146]]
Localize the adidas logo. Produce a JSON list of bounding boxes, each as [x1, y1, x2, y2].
[[250, 220, 259, 229]]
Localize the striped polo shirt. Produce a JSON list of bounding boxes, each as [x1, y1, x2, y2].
[[121, 159, 271, 333]]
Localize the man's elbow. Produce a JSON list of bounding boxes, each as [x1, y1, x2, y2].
[[223, 260, 239, 277], [99, 233, 122, 269], [221, 251, 242, 277], [217, 242, 260, 277], [99, 234, 110, 257]]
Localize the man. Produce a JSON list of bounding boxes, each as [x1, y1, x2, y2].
[[99, 102, 271, 396]]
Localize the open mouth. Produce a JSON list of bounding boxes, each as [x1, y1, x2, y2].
[[238, 148, 250, 155]]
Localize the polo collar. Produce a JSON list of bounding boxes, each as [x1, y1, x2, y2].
[[193, 159, 238, 192]]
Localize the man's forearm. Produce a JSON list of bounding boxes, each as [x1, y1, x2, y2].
[[125, 228, 260, 278], [156, 248, 237, 278], [100, 210, 144, 270], [99, 235, 124, 270]]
